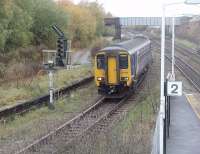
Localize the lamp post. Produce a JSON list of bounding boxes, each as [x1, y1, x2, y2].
[[160, 3, 183, 153], [171, 14, 190, 81], [171, 16, 175, 81], [159, 5, 165, 153], [171, 0, 200, 82], [159, 1, 200, 153]]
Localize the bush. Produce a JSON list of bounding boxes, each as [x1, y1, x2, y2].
[[0, 0, 108, 84], [4, 62, 42, 86], [90, 38, 110, 57], [0, 63, 6, 79]]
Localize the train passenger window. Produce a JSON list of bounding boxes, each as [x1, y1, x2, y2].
[[119, 55, 128, 69], [97, 55, 105, 69]]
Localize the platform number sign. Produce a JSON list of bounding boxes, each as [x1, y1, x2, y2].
[[167, 81, 182, 96]]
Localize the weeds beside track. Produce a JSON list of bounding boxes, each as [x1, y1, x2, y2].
[[0, 76, 94, 120], [16, 71, 147, 154]]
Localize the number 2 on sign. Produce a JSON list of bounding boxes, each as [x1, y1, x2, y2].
[[167, 81, 182, 96], [171, 84, 178, 94]]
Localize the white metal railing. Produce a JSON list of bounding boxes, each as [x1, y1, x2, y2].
[[152, 79, 171, 154], [151, 113, 161, 154]]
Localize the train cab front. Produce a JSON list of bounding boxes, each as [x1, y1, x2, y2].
[[95, 53, 106, 93], [95, 51, 132, 95]]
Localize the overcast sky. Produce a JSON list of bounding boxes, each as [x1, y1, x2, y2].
[[73, 0, 200, 17]]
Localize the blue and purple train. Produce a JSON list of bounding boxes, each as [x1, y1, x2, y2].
[[94, 35, 152, 94]]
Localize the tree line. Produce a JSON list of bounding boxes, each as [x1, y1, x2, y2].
[[0, 0, 110, 63]]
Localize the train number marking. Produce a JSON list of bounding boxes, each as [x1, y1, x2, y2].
[[167, 81, 182, 96]]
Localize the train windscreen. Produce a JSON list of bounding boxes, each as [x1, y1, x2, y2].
[[97, 54, 105, 69], [119, 54, 128, 69]]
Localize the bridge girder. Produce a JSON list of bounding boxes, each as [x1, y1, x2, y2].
[[104, 17, 190, 39]]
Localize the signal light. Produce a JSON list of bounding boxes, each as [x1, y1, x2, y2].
[[57, 38, 67, 56]]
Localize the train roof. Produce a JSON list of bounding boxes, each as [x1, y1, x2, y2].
[[100, 36, 150, 55]]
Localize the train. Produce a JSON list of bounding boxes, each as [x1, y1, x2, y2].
[[94, 35, 152, 94]]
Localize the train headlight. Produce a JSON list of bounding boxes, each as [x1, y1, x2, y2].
[[121, 77, 129, 81], [97, 77, 104, 81]]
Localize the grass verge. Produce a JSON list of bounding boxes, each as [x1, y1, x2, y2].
[[0, 83, 98, 153], [65, 79, 160, 154], [64, 50, 161, 154], [176, 38, 198, 49], [0, 65, 92, 108]]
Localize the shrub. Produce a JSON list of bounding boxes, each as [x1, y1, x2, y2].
[[0, 63, 6, 79], [90, 38, 110, 57]]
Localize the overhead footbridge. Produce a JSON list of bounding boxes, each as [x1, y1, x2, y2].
[[104, 17, 190, 39]]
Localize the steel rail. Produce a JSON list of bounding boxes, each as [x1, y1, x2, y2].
[[58, 95, 133, 154], [16, 96, 106, 154], [0, 76, 94, 120], [166, 56, 200, 92], [153, 40, 200, 92], [153, 36, 200, 58], [16, 68, 147, 154]]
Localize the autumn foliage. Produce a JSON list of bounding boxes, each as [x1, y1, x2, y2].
[[58, 0, 106, 48], [0, 0, 109, 80], [0, 0, 108, 59]]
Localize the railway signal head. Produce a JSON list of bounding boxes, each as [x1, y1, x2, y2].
[[56, 38, 68, 66], [57, 38, 67, 57]]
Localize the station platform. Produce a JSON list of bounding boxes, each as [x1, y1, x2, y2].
[[166, 95, 200, 154]]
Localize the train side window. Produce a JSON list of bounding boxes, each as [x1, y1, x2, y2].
[[119, 54, 128, 69], [97, 55, 105, 69]]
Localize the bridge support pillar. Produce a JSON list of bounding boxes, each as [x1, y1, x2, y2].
[[114, 18, 121, 40]]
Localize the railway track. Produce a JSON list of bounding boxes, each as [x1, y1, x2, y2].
[[152, 36, 200, 65], [0, 76, 94, 120], [17, 97, 124, 154], [16, 71, 147, 154], [165, 40, 200, 67], [166, 55, 200, 92], [153, 40, 200, 92]]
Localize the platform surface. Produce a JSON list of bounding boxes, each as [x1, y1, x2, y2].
[[166, 95, 200, 154]]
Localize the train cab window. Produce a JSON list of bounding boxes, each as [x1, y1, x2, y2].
[[119, 54, 128, 69], [97, 55, 105, 69]]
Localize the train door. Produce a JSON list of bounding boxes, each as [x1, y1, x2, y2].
[[108, 56, 117, 84]]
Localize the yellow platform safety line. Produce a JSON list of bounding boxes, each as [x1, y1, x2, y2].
[[185, 93, 200, 120]]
